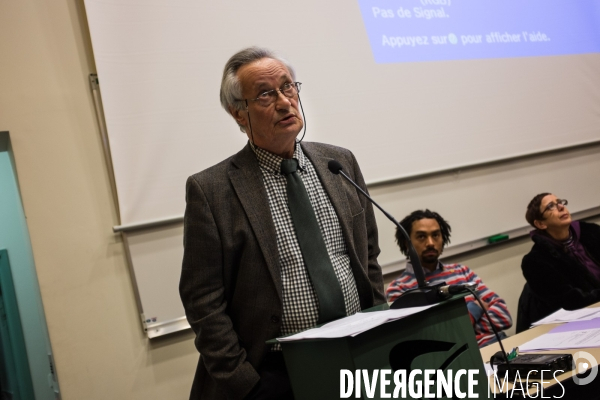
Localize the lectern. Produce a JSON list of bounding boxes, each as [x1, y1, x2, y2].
[[276, 295, 489, 399]]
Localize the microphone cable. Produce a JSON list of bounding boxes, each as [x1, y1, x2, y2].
[[462, 286, 528, 393]]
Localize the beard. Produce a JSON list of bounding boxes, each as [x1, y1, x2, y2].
[[421, 250, 439, 264]]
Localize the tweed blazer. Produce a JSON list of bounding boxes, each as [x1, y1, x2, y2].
[[180, 141, 385, 400]]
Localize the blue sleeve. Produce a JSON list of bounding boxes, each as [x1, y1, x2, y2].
[[467, 301, 484, 322]]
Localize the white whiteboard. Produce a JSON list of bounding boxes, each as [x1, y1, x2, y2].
[[84, 0, 600, 226]]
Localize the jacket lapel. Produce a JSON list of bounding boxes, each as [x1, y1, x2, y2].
[[302, 143, 354, 248], [228, 144, 282, 301], [304, 144, 373, 305]]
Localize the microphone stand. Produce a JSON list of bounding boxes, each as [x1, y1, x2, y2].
[[327, 163, 521, 388], [327, 161, 445, 309]]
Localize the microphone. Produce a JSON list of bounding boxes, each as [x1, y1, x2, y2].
[[438, 283, 478, 298], [328, 160, 343, 174], [328, 160, 445, 309]]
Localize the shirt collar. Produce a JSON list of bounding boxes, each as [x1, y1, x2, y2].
[[405, 260, 444, 275], [252, 141, 307, 175]]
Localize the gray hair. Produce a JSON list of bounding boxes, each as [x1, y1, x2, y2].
[[220, 47, 296, 131]]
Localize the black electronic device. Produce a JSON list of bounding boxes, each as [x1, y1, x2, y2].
[[493, 353, 574, 380]]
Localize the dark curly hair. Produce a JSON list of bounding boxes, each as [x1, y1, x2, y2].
[[525, 192, 550, 228], [396, 209, 452, 256]]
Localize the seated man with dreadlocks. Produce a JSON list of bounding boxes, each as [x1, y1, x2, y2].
[[386, 209, 512, 347]]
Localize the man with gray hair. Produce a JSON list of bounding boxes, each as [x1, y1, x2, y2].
[[180, 47, 385, 399]]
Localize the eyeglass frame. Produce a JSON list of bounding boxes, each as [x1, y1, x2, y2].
[[237, 82, 302, 108], [541, 199, 568, 215], [233, 81, 307, 148]]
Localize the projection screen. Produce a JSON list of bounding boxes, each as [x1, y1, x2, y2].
[[85, 0, 600, 227]]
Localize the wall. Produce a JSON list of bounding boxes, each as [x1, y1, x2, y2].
[[0, 1, 598, 399], [0, 2, 197, 399]]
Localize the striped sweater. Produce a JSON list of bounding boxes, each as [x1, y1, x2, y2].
[[386, 262, 512, 347]]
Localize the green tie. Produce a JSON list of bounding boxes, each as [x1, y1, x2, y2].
[[280, 158, 346, 324]]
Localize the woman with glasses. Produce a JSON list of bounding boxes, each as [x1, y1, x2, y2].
[[518, 193, 600, 330]]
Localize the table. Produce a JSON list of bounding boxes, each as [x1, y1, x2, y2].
[[480, 323, 600, 399]]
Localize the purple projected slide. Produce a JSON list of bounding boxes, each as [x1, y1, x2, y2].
[[356, 0, 600, 63]]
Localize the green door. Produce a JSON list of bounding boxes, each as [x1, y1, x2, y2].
[[0, 249, 35, 400]]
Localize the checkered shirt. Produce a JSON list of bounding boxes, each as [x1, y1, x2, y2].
[[253, 143, 360, 348]]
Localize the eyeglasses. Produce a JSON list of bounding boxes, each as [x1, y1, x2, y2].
[[542, 199, 568, 214], [243, 82, 302, 107]]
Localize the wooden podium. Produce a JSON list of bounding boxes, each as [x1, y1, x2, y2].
[[276, 295, 490, 399]]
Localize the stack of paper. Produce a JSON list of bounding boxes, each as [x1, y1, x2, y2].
[[520, 318, 600, 352], [277, 305, 435, 342], [532, 307, 600, 327]]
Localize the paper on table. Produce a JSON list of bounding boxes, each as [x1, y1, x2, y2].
[[484, 362, 497, 376], [532, 307, 600, 326], [519, 327, 600, 352], [550, 318, 600, 333], [277, 304, 435, 342]]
